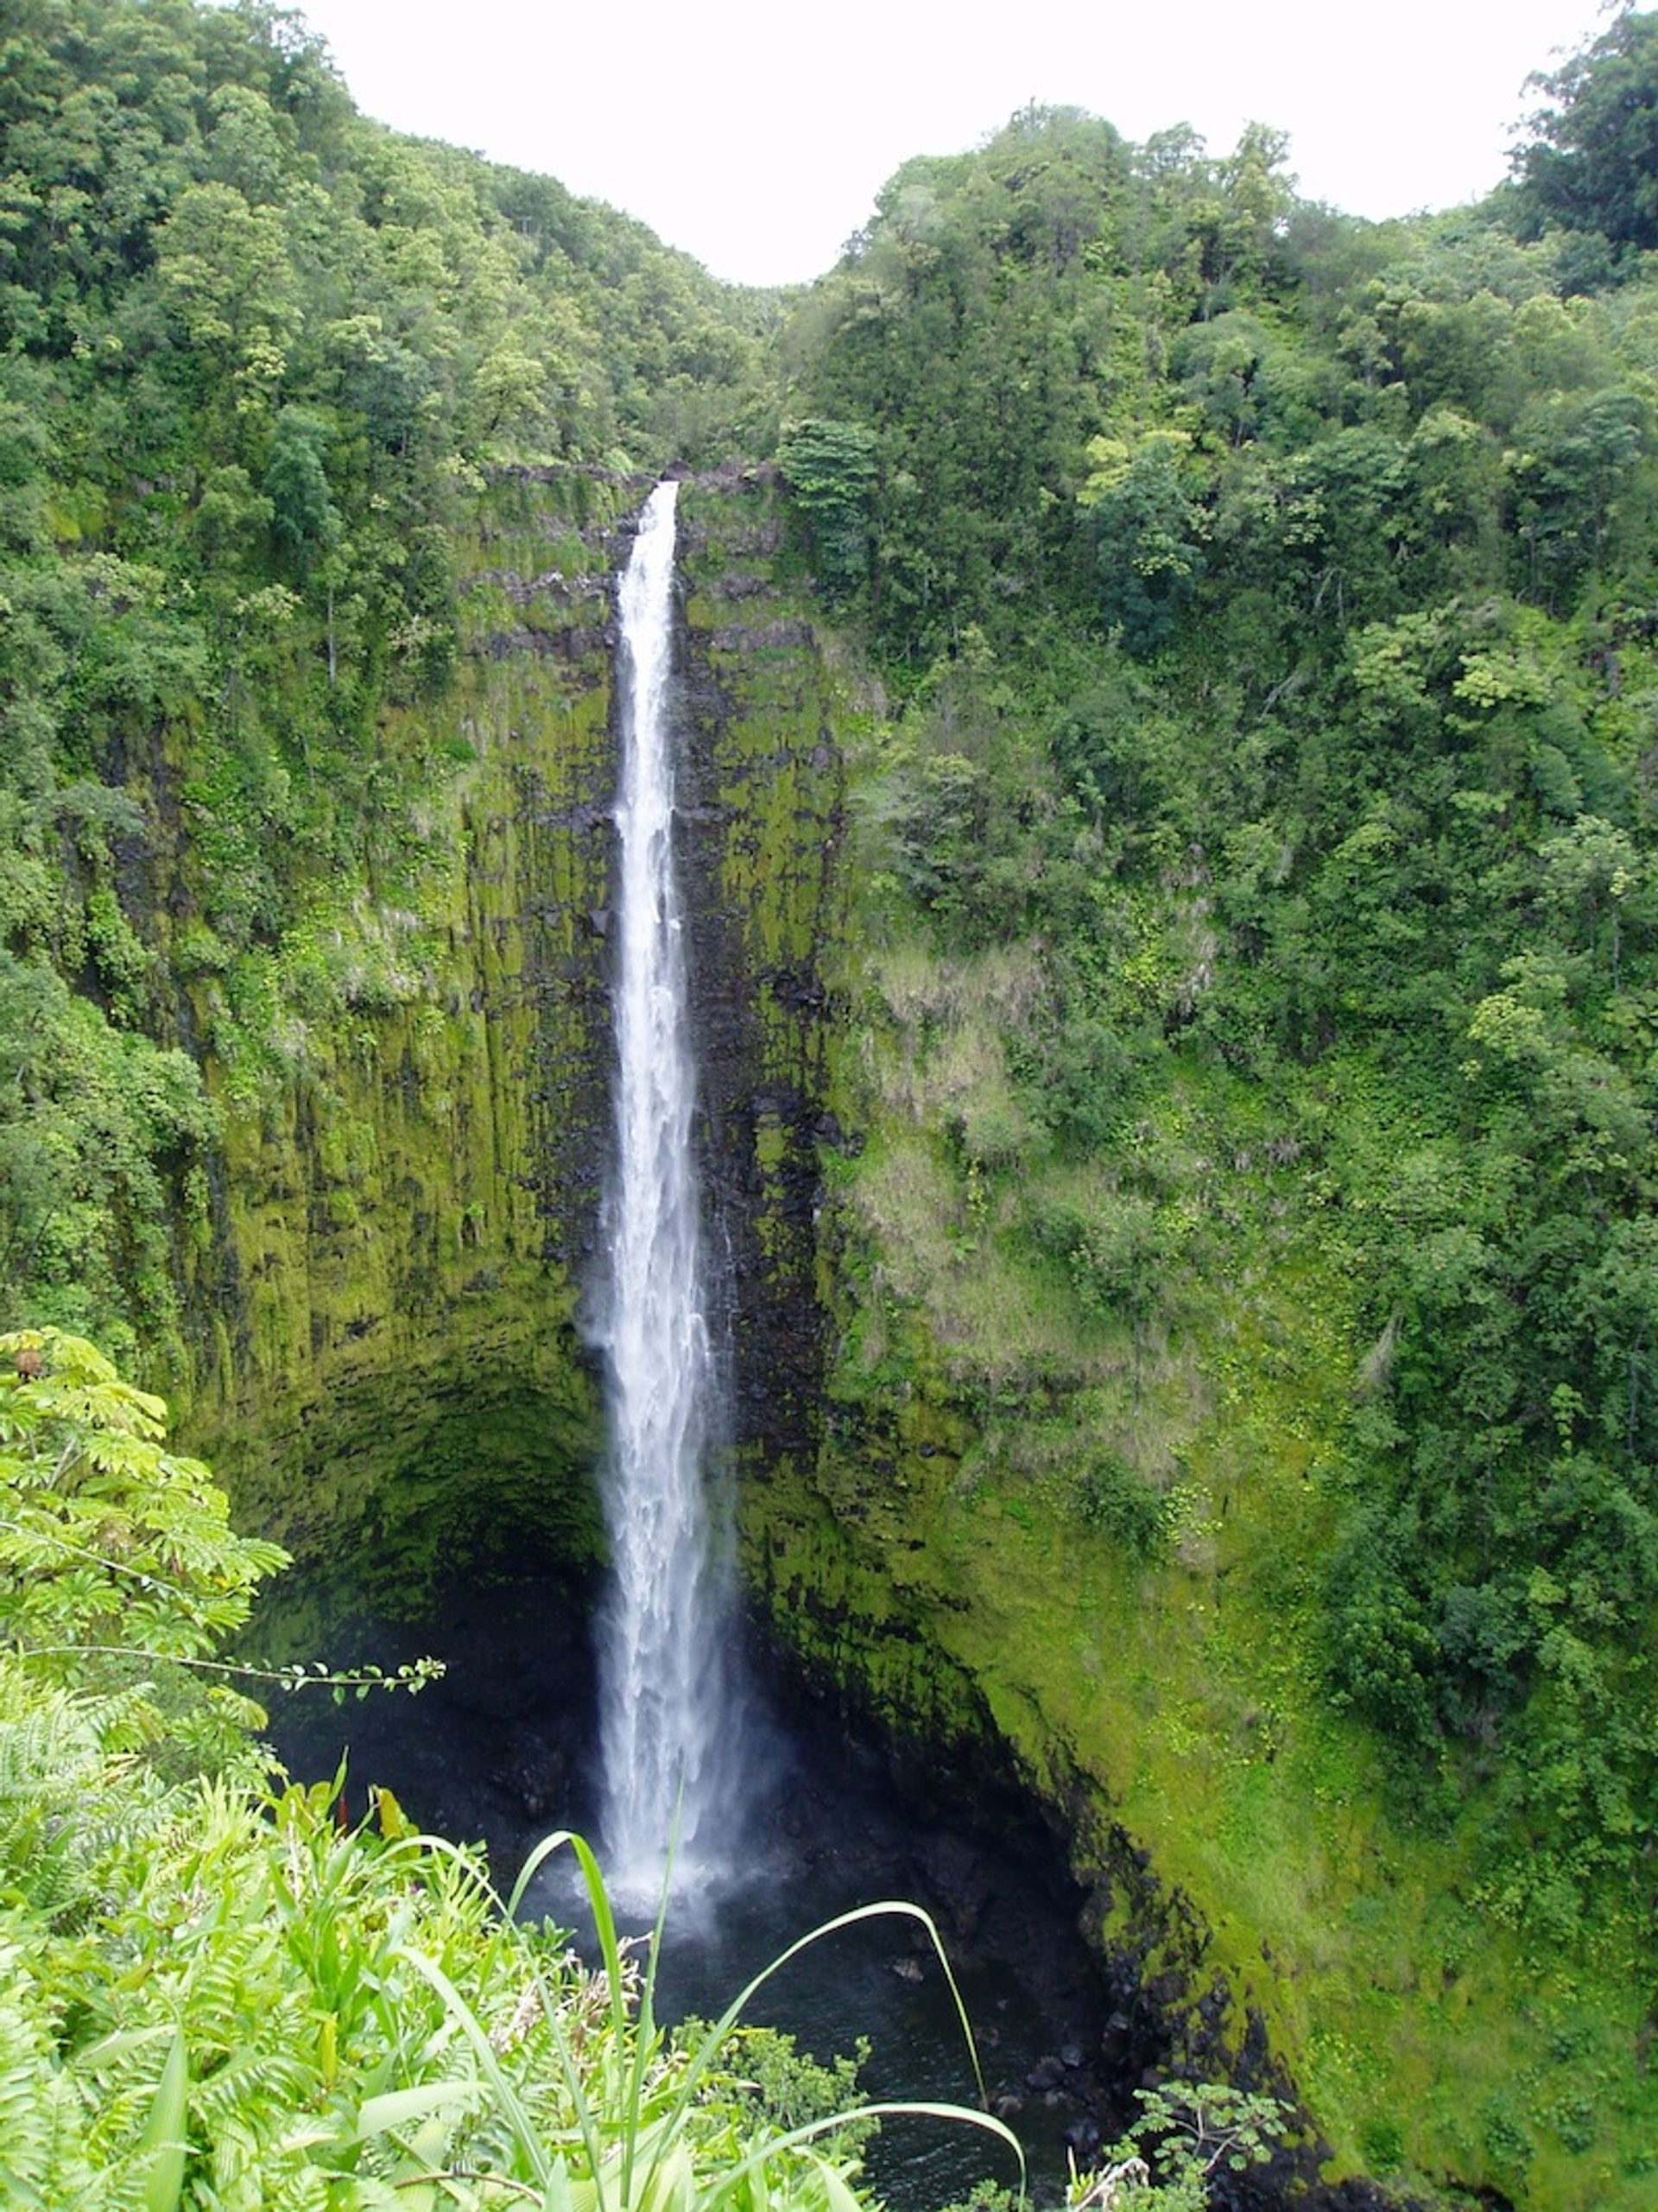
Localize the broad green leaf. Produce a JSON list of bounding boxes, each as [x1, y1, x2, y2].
[[354, 2079, 476, 2139]]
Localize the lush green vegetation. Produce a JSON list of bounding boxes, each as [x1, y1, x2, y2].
[[13, 0, 1658, 2200], [775, 27, 1658, 1945], [755, 13, 1658, 2201], [0, 0, 775, 1370]]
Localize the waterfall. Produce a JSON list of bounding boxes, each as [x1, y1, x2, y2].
[[594, 479, 736, 1900]]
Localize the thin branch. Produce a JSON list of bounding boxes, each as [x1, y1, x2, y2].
[[0, 1513, 206, 1603], [10, 1641, 444, 1695], [393, 2174, 542, 2202]]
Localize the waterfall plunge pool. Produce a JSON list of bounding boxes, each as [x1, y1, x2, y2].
[[263, 1570, 1137, 2210], [263, 485, 1146, 2209]]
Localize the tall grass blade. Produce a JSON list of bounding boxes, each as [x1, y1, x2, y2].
[[702, 2101, 1026, 2212], [353, 2081, 478, 2139], [667, 1898, 996, 2157], [135, 2027, 188, 2212], [396, 1946, 554, 2190], [501, 1825, 646, 2212]]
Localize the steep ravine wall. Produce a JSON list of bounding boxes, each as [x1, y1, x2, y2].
[[163, 471, 624, 1616], [157, 467, 847, 1629], [84, 448, 1649, 2209], [738, 1330, 1288, 2100], [676, 489, 846, 1480], [138, 465, 1375, 2193]]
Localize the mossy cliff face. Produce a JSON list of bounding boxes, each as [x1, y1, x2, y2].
[[138, 466, 849, 1626], [738, 928, 1657, 2207], [737, 1212, 1292, 2114], [674, 473, 847, 1473], [155, 471, 633, 1613]]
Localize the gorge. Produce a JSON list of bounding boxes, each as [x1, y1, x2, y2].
[[256, 465, 1168, 2198], [9, 4, 1658, 2207]]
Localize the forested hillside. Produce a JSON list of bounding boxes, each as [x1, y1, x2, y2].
[[758, 17, 1658, 2200], [778, 54, 1658, 1916], [7, 0, 1658, 2203], [0, 0, 772, 1371]]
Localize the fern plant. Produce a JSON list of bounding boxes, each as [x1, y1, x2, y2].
[[0, 1331, 1025, 2211], [0, 1328, 288, 1769]]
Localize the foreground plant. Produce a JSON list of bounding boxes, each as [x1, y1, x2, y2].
[[0, 1332, 1021, 2209], [357, 1825, 1025, 2212], [0, 1328, 440, 1768], [1067, 2084, 1289, 2212]]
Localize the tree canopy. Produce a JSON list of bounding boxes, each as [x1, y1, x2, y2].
[[1512, 5, 1658, 257]]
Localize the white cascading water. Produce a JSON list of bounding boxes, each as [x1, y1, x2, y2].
[[595, 479, 733, 1900]]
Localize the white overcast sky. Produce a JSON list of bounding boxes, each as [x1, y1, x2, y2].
[[290, 0, 1620, 288]]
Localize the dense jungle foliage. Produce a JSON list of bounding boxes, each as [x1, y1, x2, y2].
[[775, 12, 1658, 1954], [10, 0, 1658, 2200]]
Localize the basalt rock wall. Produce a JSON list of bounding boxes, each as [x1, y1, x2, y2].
[[674, 483, 845, 1480], [158, 467, 846, 1627]]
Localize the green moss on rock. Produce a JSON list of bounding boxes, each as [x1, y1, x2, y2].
[[158, 472, 642, 1616]]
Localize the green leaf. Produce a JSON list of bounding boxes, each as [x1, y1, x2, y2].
[[136, 2028, 188, 2212], [354, 2080, 477, 2140]]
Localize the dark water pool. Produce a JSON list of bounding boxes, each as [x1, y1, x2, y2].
[[519, 1754, 1115, 2210], [261, 1575, 1127, 2208]]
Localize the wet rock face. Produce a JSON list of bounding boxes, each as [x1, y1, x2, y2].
[[174, 472, 640, 1613], [667, 478, 845, 1478]]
